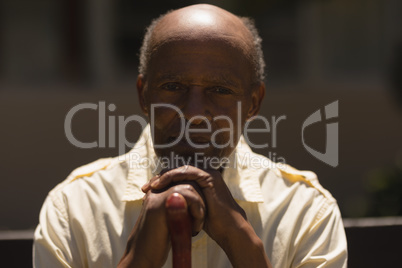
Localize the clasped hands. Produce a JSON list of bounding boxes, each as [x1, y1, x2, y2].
[[142, 165, 248, 238], [118, 165, 248, 267]]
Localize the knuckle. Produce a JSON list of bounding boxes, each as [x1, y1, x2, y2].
[[199, 173, 209, 180], [164, 169, 174, 176], [174, 183, 195, 192], [171, 184, 187, 193], [169, 184, 193, 198], [143, 193, 163, 212], [193, 195, 202, 204], [180, 165, 188, 172]]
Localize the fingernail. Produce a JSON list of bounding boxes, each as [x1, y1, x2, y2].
[[151, 178, 160, 188], [141, 183, 149, 192]]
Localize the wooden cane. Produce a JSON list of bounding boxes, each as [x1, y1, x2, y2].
[[166, 193, 192, 268]]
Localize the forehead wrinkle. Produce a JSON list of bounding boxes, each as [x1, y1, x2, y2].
[[150, 31, 251, 53], [202, 74, 240, 88], [155, 73, 184, 81], [154, 72, 241, 88], [148, 37, 254, 79]]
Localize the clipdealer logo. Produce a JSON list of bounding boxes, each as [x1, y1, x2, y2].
[[63, 100, 339, 167], [302, 101, 339, 167]]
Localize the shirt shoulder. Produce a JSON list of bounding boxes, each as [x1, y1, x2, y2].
[[255, 160, 341, 234], [231, 137, 336, 205], [274, 163, 335, 201], [47, 156, 128, 200]]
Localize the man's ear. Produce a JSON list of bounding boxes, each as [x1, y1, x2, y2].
[[137, 74, 149, 116], [246, 82, 265, 120]]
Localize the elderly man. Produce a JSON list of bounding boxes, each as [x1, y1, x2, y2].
[[34, 4, 347, 268]]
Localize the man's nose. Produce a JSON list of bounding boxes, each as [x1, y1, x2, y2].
[[182, 87, 211, 124]]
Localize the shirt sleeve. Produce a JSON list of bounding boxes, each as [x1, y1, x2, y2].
[[33, 193, 76, 268], [292, 200, 348, 268]]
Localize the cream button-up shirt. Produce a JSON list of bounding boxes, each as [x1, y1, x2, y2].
[[34, 125, 347, 267]]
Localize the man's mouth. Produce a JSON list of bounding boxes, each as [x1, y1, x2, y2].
[[167, 135, 211, 145]]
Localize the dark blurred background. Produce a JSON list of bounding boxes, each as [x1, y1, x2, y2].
[[0, 0, 401, 231]]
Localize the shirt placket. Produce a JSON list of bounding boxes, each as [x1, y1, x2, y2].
[[191, 232, 208, 268]]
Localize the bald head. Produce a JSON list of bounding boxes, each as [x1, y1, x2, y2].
[[152, 5, 253, 50], [139, 4, 265, 83]]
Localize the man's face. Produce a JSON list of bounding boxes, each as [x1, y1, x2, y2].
[[138, 38, 263, 164]]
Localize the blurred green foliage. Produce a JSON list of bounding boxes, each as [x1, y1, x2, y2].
[[365, 161, 402, 216]]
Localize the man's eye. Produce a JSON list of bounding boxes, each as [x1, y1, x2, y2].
[[212, 87, 233, 95], [161, 83, 182, 91]]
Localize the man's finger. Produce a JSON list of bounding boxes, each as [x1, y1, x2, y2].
[[152, 166, 214, 189], [187, 195, 205, 235], [141, 175, 160, 193]]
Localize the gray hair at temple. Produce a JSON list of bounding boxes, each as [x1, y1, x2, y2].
[[138, 11, 266, 83]]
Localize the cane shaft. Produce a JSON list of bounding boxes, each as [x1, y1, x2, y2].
[[166, 193, 192, 268]]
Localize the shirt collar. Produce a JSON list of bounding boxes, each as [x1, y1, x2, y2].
[[122, 125, 264, 203], [222, 136, 264, 203], [121, 125, 158, 201]]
